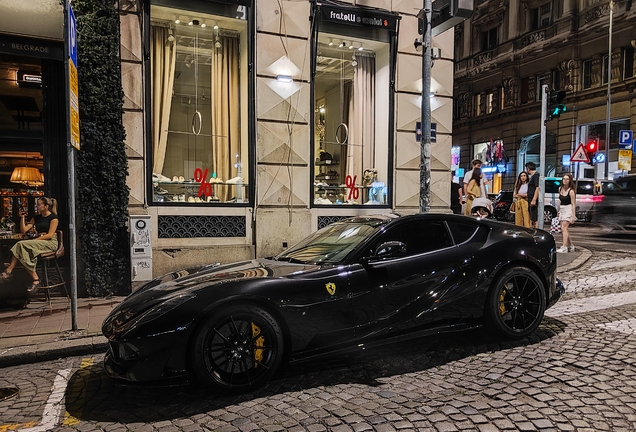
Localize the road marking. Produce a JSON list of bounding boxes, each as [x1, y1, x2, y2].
[[590, 258, 636, 271], [62, 358, 94, 426], [546, 290, 636, 317], [597, 318, 636, 335], [560, 270, 636, 292], [17, 368, 71, 432]]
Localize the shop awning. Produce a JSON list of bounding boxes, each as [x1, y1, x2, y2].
[[0, 0, 63, 41]]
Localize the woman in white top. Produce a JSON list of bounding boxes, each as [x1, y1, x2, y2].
[[513, 172, 531, 228]]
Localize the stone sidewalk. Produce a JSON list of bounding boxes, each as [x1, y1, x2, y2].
[[0, 247, 590, 368]]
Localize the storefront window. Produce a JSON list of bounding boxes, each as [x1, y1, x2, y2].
[[473, 140, 510, 195], [312, 5, 396, 206], [149, 1, 250, 204], [578, 119, 630, 177]]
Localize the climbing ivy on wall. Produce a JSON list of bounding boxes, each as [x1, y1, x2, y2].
[[73, 0, 130, 296]]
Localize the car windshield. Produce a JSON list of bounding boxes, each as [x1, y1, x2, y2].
[[274, 220, 382, 265]]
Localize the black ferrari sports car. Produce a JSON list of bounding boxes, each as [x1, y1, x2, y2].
[[103, 213, 564, 393]]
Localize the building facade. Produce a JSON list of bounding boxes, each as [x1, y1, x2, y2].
[[118, 0, 457, 280], [453, 0, 636, 195]]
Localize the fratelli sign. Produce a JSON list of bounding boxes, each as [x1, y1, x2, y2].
[[320, 5, 398, 32]]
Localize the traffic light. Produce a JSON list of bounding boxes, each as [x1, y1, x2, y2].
[[585, 139, 598, 165], [548, 90, 567, 120]]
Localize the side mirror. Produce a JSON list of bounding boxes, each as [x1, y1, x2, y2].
[[373, 241, 407, 260]]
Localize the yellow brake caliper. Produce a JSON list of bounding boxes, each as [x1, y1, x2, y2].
[[498, 286, 507, 316], [251, 322, 264, 367]]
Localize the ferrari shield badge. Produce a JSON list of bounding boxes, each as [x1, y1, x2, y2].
[[325, 282, 336, 295]]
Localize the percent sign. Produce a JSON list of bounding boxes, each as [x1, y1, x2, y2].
[[345, 175, 359, 200], [194, 168, 212, 197]]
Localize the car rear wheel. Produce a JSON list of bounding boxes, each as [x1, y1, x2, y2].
[[486, 267, 546, 338], [190, 304, 285, 393]]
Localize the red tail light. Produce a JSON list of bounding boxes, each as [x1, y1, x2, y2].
[[579, 195, 604, 203]]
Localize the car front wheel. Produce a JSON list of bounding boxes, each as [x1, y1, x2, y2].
[[543, 206, 556, 224], [485, 266, 546, 338], [190, 304, 285, 393]]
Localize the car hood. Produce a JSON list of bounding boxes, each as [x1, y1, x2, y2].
[[103, 259, 319, 337]]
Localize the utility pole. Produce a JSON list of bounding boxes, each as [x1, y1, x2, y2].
[[604, 0, 614, 179], [538, 84, 548, 230], [420, 0, 432, 213]]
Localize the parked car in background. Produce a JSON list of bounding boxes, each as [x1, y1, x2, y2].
[[493, 190, 514, 222], [542, 177, 622, 223], [590, 181, 636, 230], [615, 174, 636, 191]]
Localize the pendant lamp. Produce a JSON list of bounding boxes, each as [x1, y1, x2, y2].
[[10, 154, 43, 185]]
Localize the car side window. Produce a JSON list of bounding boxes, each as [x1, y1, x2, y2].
[[576, 182, 594, 195], [545, 180, 560, 194], [446, 221, 479, 245], [374, 221, 453, 256]]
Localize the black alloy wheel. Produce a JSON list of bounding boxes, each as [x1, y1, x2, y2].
[[486, 266, 546, 338], [191, 304, 285, 393]]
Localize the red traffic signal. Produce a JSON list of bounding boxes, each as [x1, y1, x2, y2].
[[585, 140, 598, 165]]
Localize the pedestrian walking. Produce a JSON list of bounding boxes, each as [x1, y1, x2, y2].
[[525, 162, 540, 228], [464, 168, 482, 216], [513, 171, 531, 228], [0, 197, 59, 291], [557, 173, 576, 253]]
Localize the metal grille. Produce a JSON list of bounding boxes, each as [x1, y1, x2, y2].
[[158, 216, 246, 238], [317, 216, 353, 230]]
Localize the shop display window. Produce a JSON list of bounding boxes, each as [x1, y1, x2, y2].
[[149, 1, 250, 204], [312, 12, 394, 206]]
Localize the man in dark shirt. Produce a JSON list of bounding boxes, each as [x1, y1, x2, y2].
[[450, 172, 462, 214], [525, 162, 540, 228]]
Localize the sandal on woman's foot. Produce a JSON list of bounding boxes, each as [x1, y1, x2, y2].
[[27, 279, 40, 292], [0, 271, 12, 280]]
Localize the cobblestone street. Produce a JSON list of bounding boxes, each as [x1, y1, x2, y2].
[[2, 252, 636, 431]]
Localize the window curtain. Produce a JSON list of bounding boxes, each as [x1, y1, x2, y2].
[[151, 25, 176, 175], [347, 53, 375, 180], [211, 34, 240, 201]]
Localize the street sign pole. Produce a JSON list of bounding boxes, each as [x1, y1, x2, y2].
[[64, 0, 79, 330], [538, 84, 548, 230], [604, 1, 614, 179], [419, 0, 432, 213]]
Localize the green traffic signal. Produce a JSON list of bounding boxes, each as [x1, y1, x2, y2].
[[551, 103, 567, 117], [548, 90, 567, 120]]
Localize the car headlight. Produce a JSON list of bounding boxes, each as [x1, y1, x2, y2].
[[107, 293, 196, 338]]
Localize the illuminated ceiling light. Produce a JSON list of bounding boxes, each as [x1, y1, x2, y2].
[[319, 106, 325, 113], [328, 38, 334, 46], [340, 40, 346, 48], [276, 74, 293, 83], [174, 18, 180, 24], [213, 21, 219, 30], [200, 22, 207, 28], [358, 45, 364, 51], [167, 28, 175, 42], [349, 42, 354, 49]]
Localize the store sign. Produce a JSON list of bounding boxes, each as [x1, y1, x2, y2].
[[618, 150, 632, 171], [320, 5, 398, 32], [0, 36, 64, 60], [209, 0, 251, 5], [16, 71, 42, 88]]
